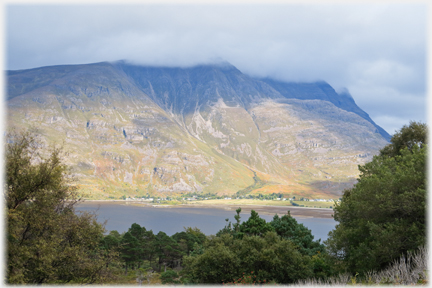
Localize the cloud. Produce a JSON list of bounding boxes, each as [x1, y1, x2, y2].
[[350, 85, 425, 117], [373, 115, 419, 136], [5, 3, 426, 135]]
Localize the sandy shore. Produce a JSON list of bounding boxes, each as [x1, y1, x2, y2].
[[81, 200, 334, 219], [176, 203, 334, 219]]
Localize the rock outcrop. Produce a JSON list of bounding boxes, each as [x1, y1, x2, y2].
[[6, 61, 389, 199]]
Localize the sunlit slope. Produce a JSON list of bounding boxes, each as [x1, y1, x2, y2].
[[7, 63, 254, 198], [7, 61, 389, 199], [249, 99, 387, 198]]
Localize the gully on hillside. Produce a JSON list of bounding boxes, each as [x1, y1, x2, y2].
[[6, 61, 389, 199]]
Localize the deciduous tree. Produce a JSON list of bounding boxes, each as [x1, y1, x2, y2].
[[6, 130, 115, 284], [326, 122, 427, 275]]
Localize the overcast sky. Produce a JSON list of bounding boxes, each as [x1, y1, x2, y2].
[[5, 3, 427, 135]]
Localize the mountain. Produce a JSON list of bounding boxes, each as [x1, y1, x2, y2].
[[6, 61, 389, 199]]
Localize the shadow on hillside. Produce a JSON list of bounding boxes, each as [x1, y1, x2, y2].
[[309, 179, 357, 197]]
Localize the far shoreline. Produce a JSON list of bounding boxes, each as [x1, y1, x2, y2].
[[78, 199, 335, 219]]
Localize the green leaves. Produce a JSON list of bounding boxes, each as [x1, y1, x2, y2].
[[154, 231, 184, 271], [379, 121, 427, 158], [240, 210, 275, 238], [6, 131, 75, 212], [270, 213, 325, 257], [183, 209, 332, 283], [160, 270, 180, 284], [172, 227, 206, 256], [326, 122, 427, 275], [5, 130, 115, 284], [183, 232, 313, 284], [120, 232, 142, 264]]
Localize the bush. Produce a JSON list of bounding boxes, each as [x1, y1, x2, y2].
[[160, 270, 180, 284]]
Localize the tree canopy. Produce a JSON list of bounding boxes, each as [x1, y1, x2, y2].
[[180, 209, 332, 284], [325, 122, 427, 275], [5, 131, 116, 284], [379, 121, 427, 158], [270, 212, 325, 257], [182, 232, 313, 284]]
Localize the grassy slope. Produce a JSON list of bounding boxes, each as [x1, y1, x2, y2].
[[6, 64, 388, 200]]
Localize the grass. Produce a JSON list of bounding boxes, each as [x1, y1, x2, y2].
[[296, 246, 428, 286]]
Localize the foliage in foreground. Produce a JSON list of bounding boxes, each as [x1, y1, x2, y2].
[[5, 131, 117, 284], [182, 231, 313, 284], [296, 246, 428, 285], [181, 209, 332, 284], [326, 121, 427, 275]]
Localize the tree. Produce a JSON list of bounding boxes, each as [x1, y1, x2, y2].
[[326, 122, 427, 275], [183, 226, 207, 244], [217, 209, 274, 239], [119, 232, 142, 274], [182, 234, 240, 283], [141, 229, 157, 267], [182, 231, 313, 284], [380, 121, 426, 158], [128, 223, 146, 240], [101, 232, 121, 252], [215, 209, 332, 280], [126, 223, 149, 268], [5, 130, 115, 284], [154, 231, 183, 272], [269, 212, 333, 278], [239, 210, 275, 237], [172, 227, 206, 256], [270, 212, 324, 257]]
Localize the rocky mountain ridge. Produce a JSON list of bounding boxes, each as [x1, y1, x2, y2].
[[6, 61, 389, 199]]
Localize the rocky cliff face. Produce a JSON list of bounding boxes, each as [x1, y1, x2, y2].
[[6, 61, 389, 199]]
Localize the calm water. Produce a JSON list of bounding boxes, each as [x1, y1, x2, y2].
[[75, 202, 337, 241]]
